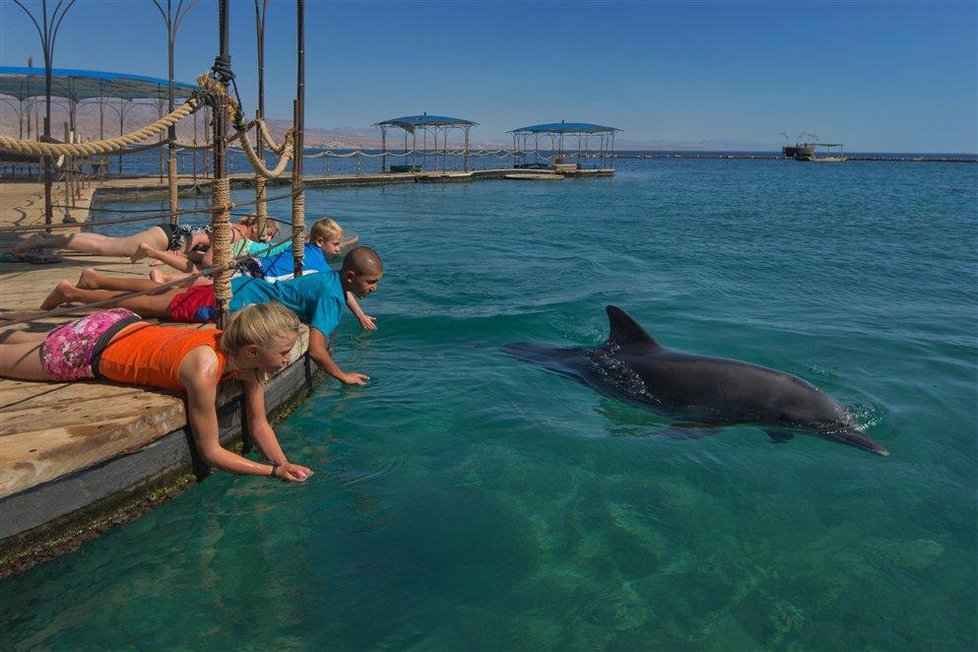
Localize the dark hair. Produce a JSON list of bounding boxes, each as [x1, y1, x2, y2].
[[341, 246, 383, 275]]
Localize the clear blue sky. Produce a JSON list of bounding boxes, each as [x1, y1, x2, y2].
[[2, 1, 976, 153]]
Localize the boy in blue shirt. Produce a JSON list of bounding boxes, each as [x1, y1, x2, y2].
[[256, 217, 375, 330], [39, 247, 384, 386]]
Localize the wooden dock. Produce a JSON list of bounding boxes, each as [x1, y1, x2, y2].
[[0, 180, 323, 577]]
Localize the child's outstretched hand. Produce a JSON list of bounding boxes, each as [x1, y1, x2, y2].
[[358, 314, 377, 331], [274, 462, 315, 482], [337, 371, 370, 386]]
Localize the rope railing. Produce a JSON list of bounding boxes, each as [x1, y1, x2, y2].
[[172, 140, 214, 151], [302, 147, 523, 160], [0, 97, 202, 158], [115, 140, 172, 156]]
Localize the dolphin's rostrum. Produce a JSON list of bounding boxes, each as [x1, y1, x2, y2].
[[502, 305, 888, 457]]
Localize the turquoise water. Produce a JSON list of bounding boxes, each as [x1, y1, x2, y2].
[[2, 159, 976, 649]]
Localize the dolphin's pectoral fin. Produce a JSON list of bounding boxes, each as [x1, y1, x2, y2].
[[660, 423, 720, 440], [764, 429, 795, 444]]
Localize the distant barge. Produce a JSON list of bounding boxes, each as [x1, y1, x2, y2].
[[782, 143, 816, 160]]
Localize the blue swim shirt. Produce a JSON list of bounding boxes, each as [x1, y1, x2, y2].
[[257, 242, 332, 282], [230, 270, 345, 337]]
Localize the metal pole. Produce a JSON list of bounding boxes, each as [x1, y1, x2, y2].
[[13, 0, 77, 227], [381, 125, 387, 173], [118, 99, 125, 175], [254, 0, 268, 238], [42, 1, 53, 228], [167, 0, 177, 224], [157, 95, 165, 183], [291, 0, 306, 279], [152, 0, 196, 224]]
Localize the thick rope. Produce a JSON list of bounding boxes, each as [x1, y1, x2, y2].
[[172, 140, 214, 150], [256, 119, 287, 155], [236, 127, 294, 179], [210, 177, 233, 307], [0, 98, 201, 157], [291, 190, 305, 278], [115, 140, 171, 155]]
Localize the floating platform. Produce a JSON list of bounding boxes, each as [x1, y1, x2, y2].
[[505, 173, 565, 181]]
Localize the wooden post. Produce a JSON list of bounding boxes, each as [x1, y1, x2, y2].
[[210, 0, 232, 329]]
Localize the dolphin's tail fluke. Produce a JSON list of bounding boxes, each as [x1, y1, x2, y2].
[[826, 428, 889, 457]]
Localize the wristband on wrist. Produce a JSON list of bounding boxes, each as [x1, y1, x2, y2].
[[269, 462, 279, 479]]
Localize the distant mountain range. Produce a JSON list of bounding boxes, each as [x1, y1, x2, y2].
[[0, 106, 773, 152]]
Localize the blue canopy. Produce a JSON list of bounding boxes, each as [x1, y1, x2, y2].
[[374, 113, 477, 134], [509, 121, 621, 134], [0, 66, 197, 102]]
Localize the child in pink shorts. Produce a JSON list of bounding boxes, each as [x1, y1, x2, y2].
[[39, 308, 143, 381]]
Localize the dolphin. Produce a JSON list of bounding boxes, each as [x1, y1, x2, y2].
[[502, 305, 888, 457]]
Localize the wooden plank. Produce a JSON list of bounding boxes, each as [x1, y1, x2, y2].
[[0, 388, 182, 436], [0, 403, 186, 498], [1, 381, 153, 414]]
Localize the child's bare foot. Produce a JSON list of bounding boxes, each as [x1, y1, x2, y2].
[[77, 267, 100, 289], [131, 242, 152, 263], [339, 233, 359, 254], [40, 280, 73, 310]]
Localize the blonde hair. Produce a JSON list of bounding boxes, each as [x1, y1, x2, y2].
[[309, 217, 343, 242], [221, 302, 301, 356], [237, 214, 279, 241]]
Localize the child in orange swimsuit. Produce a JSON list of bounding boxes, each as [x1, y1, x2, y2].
[[0, 303, 314, 482]]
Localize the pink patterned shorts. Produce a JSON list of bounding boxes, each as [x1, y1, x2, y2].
[[40, 308, 143, 381]]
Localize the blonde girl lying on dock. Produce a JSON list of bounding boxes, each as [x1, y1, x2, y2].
[[0, 302, 314, 482], [13, 214, 276, 259], [132, 215, 288, 280]]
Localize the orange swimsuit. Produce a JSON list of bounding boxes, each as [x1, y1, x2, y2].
[[98, 323, 228, 392]]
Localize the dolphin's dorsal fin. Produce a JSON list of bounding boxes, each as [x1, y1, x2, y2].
[[605, 305, 660, 348]]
